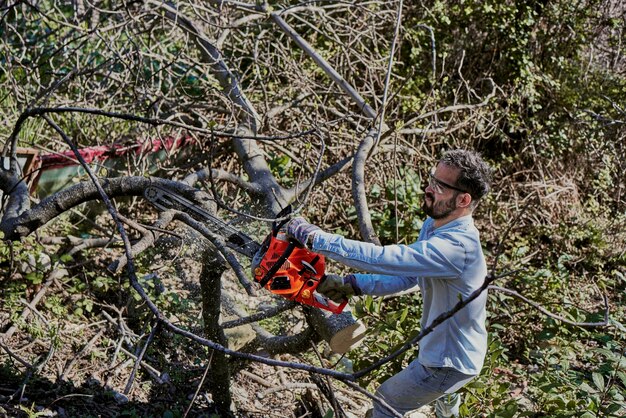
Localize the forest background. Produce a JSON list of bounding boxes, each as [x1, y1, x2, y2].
[[0, 1, 625, 417]]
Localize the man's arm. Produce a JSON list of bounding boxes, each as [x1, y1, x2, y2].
[[286, 217, 466, 298], [311, 230, 465, 278], [352, 273, 420, 296], [319, 273, 420, 300]]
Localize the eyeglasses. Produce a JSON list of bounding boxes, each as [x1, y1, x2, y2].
[[428, 167, 468, 194]]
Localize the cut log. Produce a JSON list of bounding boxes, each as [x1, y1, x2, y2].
[[304, 306, 366, 354]]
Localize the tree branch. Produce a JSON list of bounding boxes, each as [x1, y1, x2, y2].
[[488, 285, 610, 328], [352, 128, 382, 245], [268, 10, 377, 119], [149, 0, 262, 130]]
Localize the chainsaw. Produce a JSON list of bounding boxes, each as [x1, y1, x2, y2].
[[143, 186, 348, 314]]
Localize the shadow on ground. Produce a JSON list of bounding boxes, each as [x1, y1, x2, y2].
[[0, 363, 223, 418]]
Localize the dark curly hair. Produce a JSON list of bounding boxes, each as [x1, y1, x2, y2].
[[440, 149, 492, 205]]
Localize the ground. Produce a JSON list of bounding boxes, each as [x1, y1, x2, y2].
[[0, 350, 436, 417]]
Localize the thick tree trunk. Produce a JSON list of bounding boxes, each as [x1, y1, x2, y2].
[[200, 249, 233, 415]]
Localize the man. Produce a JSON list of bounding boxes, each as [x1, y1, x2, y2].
[[286, 149, 492, 417]]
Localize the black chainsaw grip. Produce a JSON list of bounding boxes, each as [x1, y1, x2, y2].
[[272, 205, 293, 236]]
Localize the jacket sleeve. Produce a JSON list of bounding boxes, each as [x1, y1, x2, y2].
[[352, 273, 420, 296], [312, 230, 466, 279]]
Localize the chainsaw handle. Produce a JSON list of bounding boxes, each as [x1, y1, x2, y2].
[[310, 288, 349, 314], [272, 205, 293, 236], [324, 298, 349, 315]]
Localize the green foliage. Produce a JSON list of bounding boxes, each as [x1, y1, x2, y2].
[[399, 0, 626, 182], [458, 322, 626, 417], [351, 294, 422, 388], [18, 403, 49, 418], [0, 237, 50, 327], [521, 340, 626, 417], [461, 338, 520, 417], [268, 153, 294, 186], [368, 168, 425, 244]]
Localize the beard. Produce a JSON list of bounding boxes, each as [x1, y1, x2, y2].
[[422, 192, 458, 219]]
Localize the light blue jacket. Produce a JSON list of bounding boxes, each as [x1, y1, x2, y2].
[[311, 215, 488, 375]]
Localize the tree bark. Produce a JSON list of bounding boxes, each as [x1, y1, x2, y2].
[[304, 307, 366, 354], [352, 128, 382, 245], [0, 176, 209, 240], [200, 248, 233, 415]]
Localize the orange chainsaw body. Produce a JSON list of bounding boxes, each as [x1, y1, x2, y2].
[[253, 232, 347, 314]]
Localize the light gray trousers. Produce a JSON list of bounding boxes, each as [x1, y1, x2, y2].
[[371, 358, 475, 418]]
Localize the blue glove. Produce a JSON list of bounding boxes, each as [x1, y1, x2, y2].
[[317, 274, 361, 303], [286, 217, 321, 248]]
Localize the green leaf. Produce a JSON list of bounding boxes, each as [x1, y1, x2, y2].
[[592, 372, 605, 392], [84, 299, 93, 313], [399, 306, 408, 323], [26, 271, 42, 285], [579, 382, 599, 394], [605, 403, 623, 415], [539, 382, 560, 393], [364, 296, 373, 312], [552, 396, 566, 408], [502, 402, 519, 418]]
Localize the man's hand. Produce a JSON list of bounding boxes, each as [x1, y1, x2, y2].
[[317, 274, 361, 303], [285, 217, 321, 248]]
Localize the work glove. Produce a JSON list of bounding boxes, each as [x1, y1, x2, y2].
[[285, 217, 321, 248], [317, 274, 361, 303]]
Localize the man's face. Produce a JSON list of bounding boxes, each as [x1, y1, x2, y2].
[[422, 163, 463, 219]]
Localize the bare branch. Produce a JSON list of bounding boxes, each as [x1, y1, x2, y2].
[[0, 156, 31, 222], [488, 285, 610, 328], [372, 0, 404, 149], [268, 11, 377, 119], [124, 321, 160, 395], [352, 128, 382, 244], [149, 0, 262, 130], [221, 299, 297, 329], [400, 78, 498, 134]]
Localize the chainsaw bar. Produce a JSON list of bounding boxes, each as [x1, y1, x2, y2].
[[144, 186, 261, 259]]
